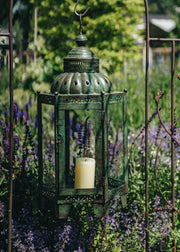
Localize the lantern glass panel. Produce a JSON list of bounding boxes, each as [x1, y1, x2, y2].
[[41, 104, 55, 192], [108, 103, 124, 182], [63, 109, 96, 189]]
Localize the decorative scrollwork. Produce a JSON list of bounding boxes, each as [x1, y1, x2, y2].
[[42, 190, 55, 198], [109, 94, 123, 103], [108, 177, 122, 188], [63, 194, 99, 203], [40, 94, 55, 105], [56, 133, 64, 144], [61, 95, 100, 104]]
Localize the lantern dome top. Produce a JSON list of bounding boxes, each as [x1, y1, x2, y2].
[[50, 2, 112, 95], [63, 34, 99, 73]]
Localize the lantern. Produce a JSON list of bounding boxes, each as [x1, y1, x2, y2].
[[38, 2, 128, 219]]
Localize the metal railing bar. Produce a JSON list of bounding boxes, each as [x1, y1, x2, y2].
[[144, 0, 150, 251], [171, 40, 176, 252], [0, 33, 11, 37], [145, 0, 178, 251], [7, 0, 14, 251], [150, 38, 180, 42]]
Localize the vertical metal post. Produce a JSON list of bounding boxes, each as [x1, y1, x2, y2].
[[65, 110, 70, 185], [54, 92, 59, 193], [144, 0, 149, 250], [8, 0, 14, 251], [123, 89, 128, 189], [37, 92, 43, 207], [101, 91, 107, 205], [171, 40, 176, 252], [34, 7, 38, 65]]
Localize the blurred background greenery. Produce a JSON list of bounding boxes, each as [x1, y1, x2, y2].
[[1, 0, 180, 129]]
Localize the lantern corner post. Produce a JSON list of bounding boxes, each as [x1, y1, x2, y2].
[[37, 91, 43, 206], [123, 89, 128, 190], [54, 92, 60, 194], [101, 91, 109, 205], [8, 0, 14, 250]]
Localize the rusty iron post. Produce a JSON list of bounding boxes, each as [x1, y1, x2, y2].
[[144, 0, 180, 250], [8, 0, 14, 251], [0, 0, 14, 250], [0, 0, 15, 251], [144, 0, 149, 250], [171, 40, 176, 252]]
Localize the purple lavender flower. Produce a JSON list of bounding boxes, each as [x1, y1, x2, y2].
[[28, 97, 32, 106], [26, 230, 35, 252], [77, 120, 84, 156], [13, 103, 19, 122], [3, 107, 8, 126], [25, 103, 31, 124], [0, 148, 2, 165], [54, 225, 72, 251], [20, 109, 25, 124], [47, 137, 53, 161], [13, 135, 20, 151], [33, 113, 38, 129], [107, 117, 113, 136], [153, 195, 160, 208], [69, 117, 72, 127], [0, 201, 5, 219], [2, 139, 9, 158], [3, 108, 8, 117], [76, 122, 80, 131], [50, 110, 54, 124], [69, 118, 73, 137], [0, 119, 9, 140]]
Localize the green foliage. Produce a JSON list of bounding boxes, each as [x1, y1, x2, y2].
[[93, 224, 119, 251], [14, 20, 23, 55], [29, 0, 144, 80], [1, 1, 180, 250], [70, 203, 99, 249], [148, 225, 180, 251], [0, 67, 9, 95], [0, 89, 35, 114], [113, 57, 180, 130], [14, 57, 51, 92], [149, 0, 180, 15], [0, 167, 8, 197], [13, 34, 52, 92]]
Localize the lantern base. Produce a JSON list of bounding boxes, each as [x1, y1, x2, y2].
[[40, 183, 127, 219], [57, 203, 112, 219]]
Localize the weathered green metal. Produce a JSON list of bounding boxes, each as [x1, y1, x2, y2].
[[38, 91, 128, 218], [64, 34, 99, 72], [51, 35, 112, 95], [37, 91, 43, 207], [123, 89, 128, 191], [38, 0, 128, 219]]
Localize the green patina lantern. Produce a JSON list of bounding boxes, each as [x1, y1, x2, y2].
[[38, 2, 128, 219]]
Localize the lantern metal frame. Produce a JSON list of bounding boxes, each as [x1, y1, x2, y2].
[[38, 89, 128, 218]]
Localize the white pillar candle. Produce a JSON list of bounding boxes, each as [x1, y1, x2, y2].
[[75, 157, 95, 189]]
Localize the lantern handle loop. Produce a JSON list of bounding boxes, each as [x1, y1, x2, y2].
[[74, 0, 90, 17], [74, 0, 90, 34]]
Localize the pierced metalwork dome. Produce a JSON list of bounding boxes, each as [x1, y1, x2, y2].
[[51, 34, 112, 94]]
